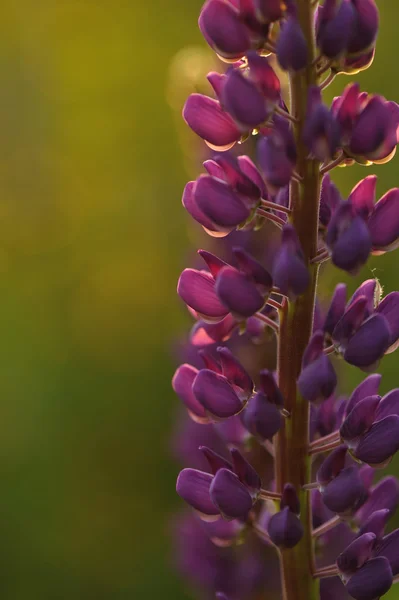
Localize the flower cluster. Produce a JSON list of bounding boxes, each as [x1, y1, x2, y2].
[[171, 1, 399, 600]]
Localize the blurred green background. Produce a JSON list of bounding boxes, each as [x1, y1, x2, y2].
[[0, 1, 398, 598]]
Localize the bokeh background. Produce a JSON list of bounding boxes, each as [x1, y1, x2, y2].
[[0, 1, 397, 598]]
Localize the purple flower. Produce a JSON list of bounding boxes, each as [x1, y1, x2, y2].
[[298, 331, 337, 404], [272, 224, 310, 299], [276, 15, 308, 72], [316, 0, 356, 59], [303, 87, 341, 161]]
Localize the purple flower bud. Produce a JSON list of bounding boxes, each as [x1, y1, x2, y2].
[[332, 296, 369, 352], [326, 202, 371, 274], [199, 446, 232, 474], [232, 247, 273, 293], [192, 369, 245, 419], [241, 391, 283, 440], [237, 155, 268, 198], [375, 389, 399, 421], [357, 509, 390, 540], [215, 266, 265, 319], [368, 188, 399, 253], [207, 71, 226, 100], [208, 154, 260, 200], [221, 68, 269, 129], [322, 465, 367, 515], [178, 268, 228, 321], [303, 87, 341, 161], [268, 506, 304, 548], [172, 364, 210, 424], [217, 347, 253, 399], [324, 283, 347, 336], [343, 314, 391, 369], [195, 175, 251, 229], [317, 445, 348, 486], [353, 415, 399, 466], [333, 82, 360, 139], [347, 279, 378, 319], [347, 0, 379, 56], [259, 370, 284, 407], [349, 96, 397, 162], [346, 374, 382, 416], [298, 331, 337, 404], [337, 532, 376, 577], [183, 181, 233, 236], [230, 448, 261, 498], [375, 291, 399, 353], [340, 395, 380, 442], [183, 94, 241, 151], [356, 477, 399, 524], [348, 175, 377, 218], [316, 0, 355, 59], [209, 468, 253, 520], [281, 483, 300, 515], [319, 174, 343, 228], [246, 52, 281, 103], [273, 225, 310, 299], [276, 16, 308, 72], [375, 528, 399, 576], [257, 129, 296, 191], [345, 557, 392, 600], [199, 0, 251, 60], [176, 468, 219, 516]]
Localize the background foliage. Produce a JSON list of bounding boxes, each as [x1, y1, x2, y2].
[[0, 1, 397, 598]]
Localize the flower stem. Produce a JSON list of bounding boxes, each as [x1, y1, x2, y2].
[[313, 515, 341, 537], [274, 1, 321, 599]]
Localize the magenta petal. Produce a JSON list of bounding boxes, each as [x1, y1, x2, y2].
[[199, 0, 251, 60], [217, 347, 253, 398], [222, 68, 268, 129], [237, 155, 268, 198], [195, 175, 250, 228], [178, 268, 228, 320], [183, 94, 241, 149], [183, 181, 231, 234], [192, 369, 243, 419], [209, 468, 253, 520], [349, 175, 377, 217], [172, 364, 209, 423], [176, 468, 218, 516], [369, 188, 399, 252], [215, 266, 265, 319], [198, 249, 230, 278], [190, 314, 238, 346]]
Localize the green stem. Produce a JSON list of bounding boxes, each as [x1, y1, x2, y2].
[[274, 2, 321, 599]]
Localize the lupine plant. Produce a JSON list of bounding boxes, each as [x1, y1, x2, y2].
[[172, 1, 399, 599]]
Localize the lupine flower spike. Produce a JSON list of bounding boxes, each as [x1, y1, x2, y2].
[[173, 1, 399, 599]]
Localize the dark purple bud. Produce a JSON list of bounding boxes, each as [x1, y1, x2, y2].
[[232, 247, 273, 293], [349, 96, 397, 162], [212, 153, 261, 200], [241, 391, 283, 440], [346, 374, 382, 416], [345, 557, 392, 600], [178, 268, 228, 321], [254, 0, 284, 23], [322, 466, 367, 514], [368, 188, 399, 253], [230, 448, 261, 498], [359, 465, 375, 491], [332, 296, 369, 352], [337, 532, 376, 576], [327, 202, 371, 274], [303, 87, 341, 161], [183, 181, 233, 236], [333, 82, 360, 138], [237, 155, 268, 198], [209, 468, 253, 520], [356, 477, 399, 524], [183, 94, 241, 150], [319, 174, 343, 228], [276, 16, 308, 72], [353, 415, 399, 466], [246, 52, 281, 106], [316, 0, 355, 59], [268, 506, 304, 548], [317, 445, 348, 486], [375, 528, 399, 576], [257, 131, 295, 191], [376, 292, 399, 352], [344, 314, 391, 369], [198, 249, 229, 278], [273, 225, 310, 299], [281, 483, 300, 515], [259, 370, 284, 407], [199, 446, 232, 474], [221, 68, 269, 129], [217, 347, 253, 399], [195, 175, 251, 228], [324, 283, 347, 336], [375, 389, 399, 421], [298, 331, 337, 404], [348, 175, 377, 218], [357, 509, 390, 540], [215, 266, 265, 319], [199, 0, 251, 60], [176, 468, 219, 516], [347, 0, 379, 56], [192, 369, 244, 419], [340, 395, 380, 442], [172, 364, 210, 424]]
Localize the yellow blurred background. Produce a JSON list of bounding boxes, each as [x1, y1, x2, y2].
[[0, 1, 397, 598]]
